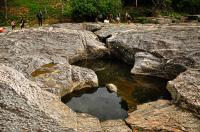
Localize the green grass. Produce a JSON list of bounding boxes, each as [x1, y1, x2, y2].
[[0, 0, 65, 26]]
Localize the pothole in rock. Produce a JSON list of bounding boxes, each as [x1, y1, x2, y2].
[[62, 58, 171, 121]]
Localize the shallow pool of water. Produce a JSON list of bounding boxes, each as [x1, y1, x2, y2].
[[62, 58, 171, 121], [63, 87, 128, 121]]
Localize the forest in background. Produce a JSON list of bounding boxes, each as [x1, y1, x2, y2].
[[0, 0, 200, 26]]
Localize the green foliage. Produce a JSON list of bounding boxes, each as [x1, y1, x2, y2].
[[69, 0, 122, 21], [172, 0, 200, 14], [69, 0, 98, 21], [98, 0, 122, 16]]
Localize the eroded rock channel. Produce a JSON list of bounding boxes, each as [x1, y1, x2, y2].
[[1, 23, 200, 131]]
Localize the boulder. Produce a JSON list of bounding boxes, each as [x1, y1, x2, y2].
[[0, 26, 107, 95], [0, 27, 107, 64], [0, 66, 77, 131], [102, 24, 200, 79], [131, 52, 187, 79], [101, 120, 132, 132], [167, 69, 200, 117], [32, 63, 98, 97], [126, 100, 200, 132], [106, 83, 118, 93]]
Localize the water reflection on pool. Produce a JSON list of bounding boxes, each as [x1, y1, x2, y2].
[[62, 58, 171, 120], [63, 88, 128, 121]]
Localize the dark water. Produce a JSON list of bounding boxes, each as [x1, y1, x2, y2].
[[63, 88, 128, 121], [62, 58, 171, 121]]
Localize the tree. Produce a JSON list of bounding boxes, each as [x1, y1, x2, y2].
[[136, 0, 138, 7], [69, 0, 122, 21]]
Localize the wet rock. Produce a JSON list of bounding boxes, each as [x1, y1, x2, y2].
[[167, 69, 200, 117], [0, 66, 77, 131], [77, 113, 102, 131], [32, 63, 98, 97], [101, 120, 132, 132], [106, 83, 118, 93], [126, 100, 200, 132]]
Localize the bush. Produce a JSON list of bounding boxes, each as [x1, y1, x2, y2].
[[69, 0, 122, 21], [172, 0, 200, 14]]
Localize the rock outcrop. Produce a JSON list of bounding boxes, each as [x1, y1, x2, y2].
[[1, 23, 200, 131], [126, 100, 200, 132], [0, 27, 107, 65], [96, 24, 200, 79], [52, 22, 102, 32], [0, 26, 108, 96], [167, 69, 200, 117], [0, 66, 77, 131]]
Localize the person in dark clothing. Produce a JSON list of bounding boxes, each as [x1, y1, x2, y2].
[[96, 14, 104, 22], [20, 18, 25, 29], [36, 10, 43, 26], [125, 12, 132, 24]]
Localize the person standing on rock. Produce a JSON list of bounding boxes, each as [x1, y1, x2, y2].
[[36, 10, 43, 26], [20, 18, 25, 29], [11, 20, 16, 30], [125, 12, 132, 24], [116, 13, 121, 24]]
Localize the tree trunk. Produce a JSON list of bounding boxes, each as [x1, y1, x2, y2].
[[136, 0, 138, 7], [4, 0, 7, 19]]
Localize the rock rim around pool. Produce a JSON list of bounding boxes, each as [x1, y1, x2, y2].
[[0, 66, 77, 131], [0, 25, 109, 97], [167, 69, 200, 117], [31, 63, 98, 97], [1, 23, 200, 131], [95, 23, 200, 80], [126, 100, 200, 132]]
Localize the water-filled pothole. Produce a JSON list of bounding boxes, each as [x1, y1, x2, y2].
[[62, 58, 171, 121]]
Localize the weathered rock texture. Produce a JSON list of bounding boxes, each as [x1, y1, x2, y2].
[[96, 24, 200, 79], [0, 66, 77, 131], [52, 22, 102, 32], [32, 63, 98, 96], [0, 27, 108, 96], [0, 27, 107, 67], [101, 120, 132, 132], [167, 69, 200, 117], [1, 23, 200, 131], [77, 113, 102, 131], [126, 100, 200, 132]]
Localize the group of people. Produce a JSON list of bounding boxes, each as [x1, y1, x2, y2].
[[10, 10, 43, 30], [96, 12, 132, 24], [8, 10, 132, 31], [11, 18, 25, 30]]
